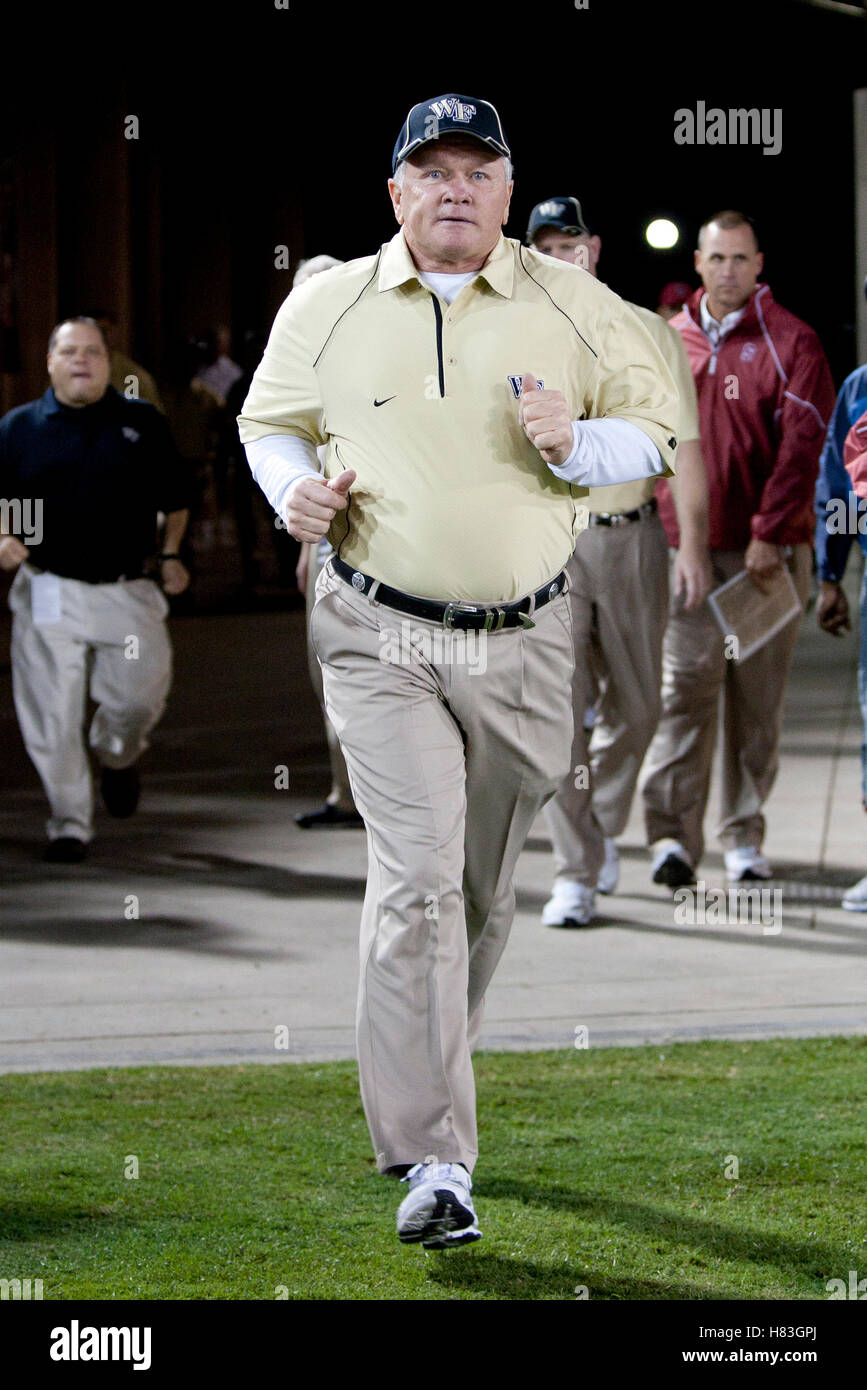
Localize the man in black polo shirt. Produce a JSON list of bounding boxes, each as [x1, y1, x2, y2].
[[0, 316, 192, 862]]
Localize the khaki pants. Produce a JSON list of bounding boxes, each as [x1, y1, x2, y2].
[[304, 542, 355, 812], [640, 544, 812, 865], [9, 565, 172, 842], [545, 512, 669, 883], [310, 560, 574, 1174]]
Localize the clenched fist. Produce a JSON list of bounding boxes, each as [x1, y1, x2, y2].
[[160, 557, 190, 596], [816, 581, 851, 637], [0, 536, 29, 572], [744, 537, 783, 593], [284, 468, 357, 544], [518, 372, 574, 467]]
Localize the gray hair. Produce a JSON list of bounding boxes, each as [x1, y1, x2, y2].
[[393, 153, 513, 186], [293, 254, 344, 288], [47, 316, 109, 354]]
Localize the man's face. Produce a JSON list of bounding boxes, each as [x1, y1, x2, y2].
[[532, 229, 601, 277], [48, 323, 111, 408], [388, 138, 513, 273], [694, 223, 763, 315]]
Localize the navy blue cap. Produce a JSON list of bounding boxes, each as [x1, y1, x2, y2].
[[392, 94, 511, 175], [526, 196, 590, 244]]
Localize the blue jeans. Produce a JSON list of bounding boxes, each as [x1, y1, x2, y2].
[[860, 566, 867, 807]]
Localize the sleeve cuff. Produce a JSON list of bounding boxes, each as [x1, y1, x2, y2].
[[546, 419, 664, 488]]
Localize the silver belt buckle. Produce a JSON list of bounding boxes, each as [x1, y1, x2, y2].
[[443, 601, 481, 629]]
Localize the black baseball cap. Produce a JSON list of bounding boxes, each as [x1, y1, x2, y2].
[[392, 94, 511, 174], [526, 197, 591, 244]]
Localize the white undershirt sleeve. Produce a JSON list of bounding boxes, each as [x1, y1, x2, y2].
[[547, 418, 665, 487], [245, 434, 321, 519], [248, 416, 664, 516]]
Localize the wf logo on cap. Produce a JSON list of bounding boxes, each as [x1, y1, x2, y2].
[[429, 98, 476, 124], [392, 94, 511, 174], [535, 201, 566, 221]]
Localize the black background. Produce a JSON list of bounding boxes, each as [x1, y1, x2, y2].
[[2, 0, 865, 380]]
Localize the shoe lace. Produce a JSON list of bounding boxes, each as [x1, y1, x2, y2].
[[401, 1154, 466, 1186]]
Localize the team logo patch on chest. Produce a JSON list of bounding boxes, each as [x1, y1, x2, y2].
[[122, 426, 141, 443], [739, 342, 758, 363], [507, 374, 544, 398]]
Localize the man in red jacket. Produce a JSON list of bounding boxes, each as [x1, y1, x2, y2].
[[641, 210, 835, 886]]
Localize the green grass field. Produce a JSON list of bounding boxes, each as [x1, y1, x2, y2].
[[1, 1036, 864, 1301]]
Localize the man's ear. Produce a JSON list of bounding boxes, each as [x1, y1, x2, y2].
[[388, 178, 404, 225], [504, 180, 514, 225], [755, 251, 765, 276]]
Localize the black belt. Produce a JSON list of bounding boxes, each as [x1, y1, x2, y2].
[[332, 557, 566, 631], [587, 497, 658, 528]]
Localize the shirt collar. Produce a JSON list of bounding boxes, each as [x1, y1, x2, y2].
[[378, 229, 515, 299], [699, 292, 746, 342], [41, 386, 114, 416]]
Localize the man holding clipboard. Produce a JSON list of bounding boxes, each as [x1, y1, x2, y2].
[[642, 211, 835, 887]]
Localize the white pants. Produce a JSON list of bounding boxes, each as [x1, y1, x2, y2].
[[9, 565, 172, 841]]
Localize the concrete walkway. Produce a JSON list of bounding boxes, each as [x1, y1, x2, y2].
[[1, 563, 866, 1073]]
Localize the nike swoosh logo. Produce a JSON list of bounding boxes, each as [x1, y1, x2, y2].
[[373, 396, 396, 407]]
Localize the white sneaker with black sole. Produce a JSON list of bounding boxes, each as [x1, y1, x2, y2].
[[725, 847, 773, 883], [651, 840, 695, 888], [541, 879, 596, 928], [396, 1157, 482, 1249]]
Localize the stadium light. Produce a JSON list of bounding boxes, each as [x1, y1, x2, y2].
[[645, 219, 680, 250]]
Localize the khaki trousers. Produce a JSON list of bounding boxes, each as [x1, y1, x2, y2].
[[9, 565, 172, 842], [303, 543, 355, 812], [545, 512, 669, 883], [310, 560, 574, 1174], [640, 544, 812, 865]]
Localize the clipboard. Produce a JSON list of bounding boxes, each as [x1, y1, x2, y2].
[[707, 566, 802, 662]]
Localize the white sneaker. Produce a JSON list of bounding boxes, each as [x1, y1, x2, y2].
[[396, 1157, 482, 1249], [541, 879, 596, 928], [725, 847, 773, 883], [597, 838, 620, 895], [841, 875, 867, 912]]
